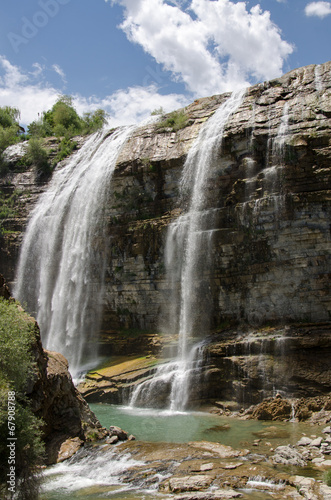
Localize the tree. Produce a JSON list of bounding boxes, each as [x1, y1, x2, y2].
[[28, 97, 108, 139], [51, 95, 82, 135], [82, 109, 108, 134], [0, 106, 22, 173], [0, 107, 20, 130]]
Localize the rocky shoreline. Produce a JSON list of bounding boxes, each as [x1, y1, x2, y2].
[[63, 416, 331, 499]]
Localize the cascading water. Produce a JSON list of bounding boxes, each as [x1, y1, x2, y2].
[[14, 126, 134, 379], [130, 89, 245, 411]]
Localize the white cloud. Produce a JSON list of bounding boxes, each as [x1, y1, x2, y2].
[[0, 56, 58, 125], [52, 64, 67, 84], [74, 85, 189, 127], [305, 1, 331, 17], [0, 55, 188, 128], [108, 0, 293, 96]]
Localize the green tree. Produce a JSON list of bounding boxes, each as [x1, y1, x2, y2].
[[0, 106, 22, 174], [0, 298, 44, 500], [0, 107, 20, 130], [82, 109, 108, 134], [52, 97, 82, 135], [28, 97, 108, 139]]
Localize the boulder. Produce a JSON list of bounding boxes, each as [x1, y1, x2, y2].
[[109, 425, 129, 441], [251, 397, 292, 421], [169, 475, 214, 492], [271, 445, 306, 466]]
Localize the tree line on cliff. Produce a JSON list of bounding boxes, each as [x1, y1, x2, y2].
[[0, 96, 108, 177]]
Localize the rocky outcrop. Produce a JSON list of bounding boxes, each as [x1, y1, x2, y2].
[[0, 274, 108, 464], [0, 273, 10, 299], [29, 345, 108, 464], [204, 323, 331, 405]]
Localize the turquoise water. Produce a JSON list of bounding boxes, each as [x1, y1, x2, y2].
[[41, 404, 316, 500], [89, 404, 305, 448]]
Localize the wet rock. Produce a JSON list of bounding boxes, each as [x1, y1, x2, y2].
[[0, 274, 11, 299], [271, 445, 307, 466], [297, 436, 313, 446], [57, 437, 84, 463], [251, 397, 292, 421], [190, 441, 249, 458], [106, 435, 119, 445], [310, 437, 323, 447], [169, 475, 214, 492], [175, 490, 242, 499], [109, 425, 129, 441]]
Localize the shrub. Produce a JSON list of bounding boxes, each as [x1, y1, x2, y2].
[[28, 96, 107, 139], [81, 109, 108, 134], [324, 470, 331, 487], [156, 110, 189, 132], [26, 139, 51, 178], [0, 298, 45, 499], [53, 137, 77, 164], [151, 107, 165, 116], [27, 119, 52, 139], [0, 107, 20, 130]]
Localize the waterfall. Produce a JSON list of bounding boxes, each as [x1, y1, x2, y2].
[[14, 126, 134, 378], [130, 89, 245, 411]]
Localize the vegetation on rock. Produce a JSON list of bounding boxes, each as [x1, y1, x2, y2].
[[26, 138, 51, 179], [27, 95, 108, 139], [0, 297, 44, 499], [324, 470, 331, 487], [0, 106, 23, 174], [156, 109, 189, 132]]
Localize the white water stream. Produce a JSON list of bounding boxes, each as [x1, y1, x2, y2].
[[14, 126, 134, 378], [130, 89, 245, 411]]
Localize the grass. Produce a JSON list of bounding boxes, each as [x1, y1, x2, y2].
[[156, 110, 189, 132], [324, 470, 331, 487]]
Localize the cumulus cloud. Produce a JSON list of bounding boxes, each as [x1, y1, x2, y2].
[[75, 85, 189, 127], [305, 1, 331, 17], [0, 56, 58, 125], [108, 0, 293, 96], [0, 55, 187, 128]]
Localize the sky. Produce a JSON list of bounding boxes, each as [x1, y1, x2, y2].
[[0, 0, 330, 129]]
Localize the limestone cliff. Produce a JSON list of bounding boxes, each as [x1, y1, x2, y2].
[[0, 62, 330, 405], [103, 61, 331, 331]]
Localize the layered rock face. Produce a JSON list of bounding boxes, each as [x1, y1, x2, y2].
[[1, 62, 330, 403], [101, 62, 331, 335]]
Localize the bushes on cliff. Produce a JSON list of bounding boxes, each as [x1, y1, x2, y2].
[[0, 298, 44, 499], [28, 95, 108, 139], [0, 106, 23, 174], [26, 139, 51, 178], [156, 109, 189, 132]]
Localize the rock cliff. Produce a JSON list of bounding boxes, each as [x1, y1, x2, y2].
[[0, 61, 330, 405], [0, 274, 107, 464]]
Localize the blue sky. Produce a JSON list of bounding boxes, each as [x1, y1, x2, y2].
[[0, 0, 330, 128]]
